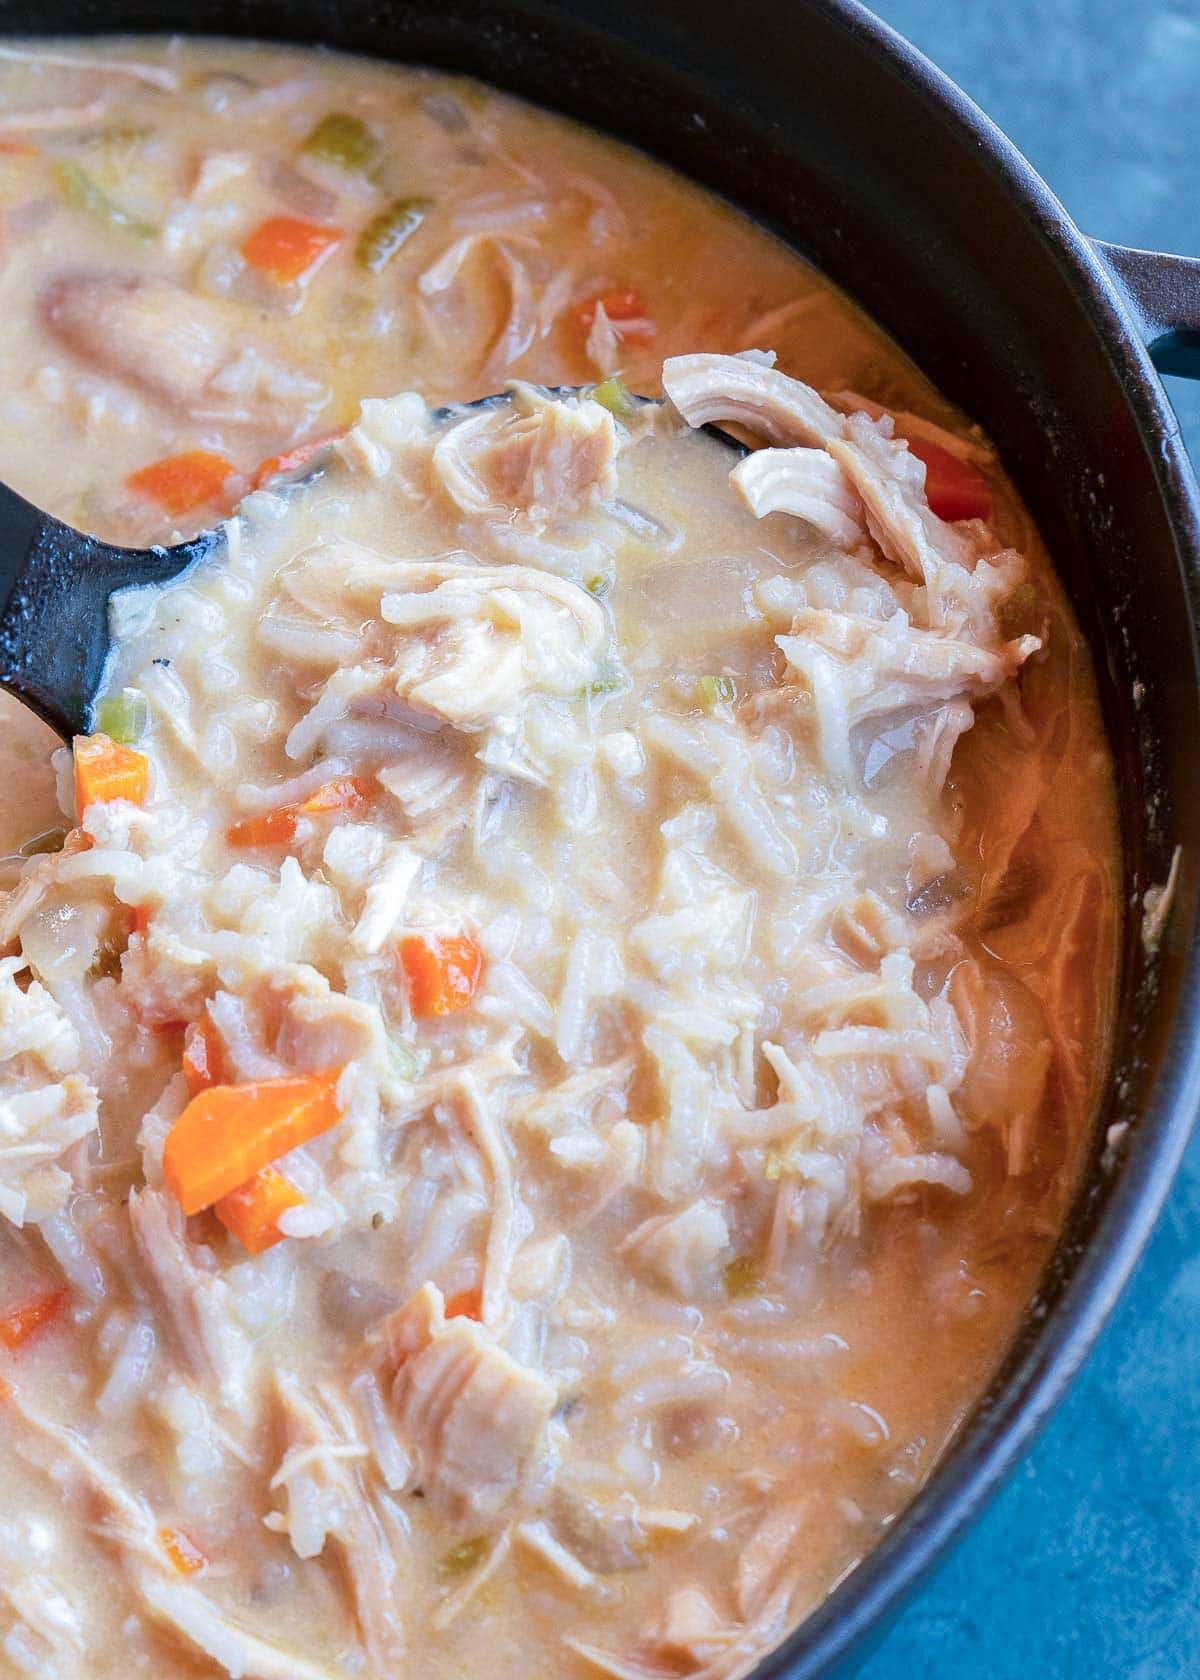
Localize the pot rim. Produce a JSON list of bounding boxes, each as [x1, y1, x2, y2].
[[755, 3, 1200, 1674]]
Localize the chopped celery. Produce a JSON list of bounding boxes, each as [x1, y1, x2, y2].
[[55, 158, 154, 242], [389, 1042, 418, 1080], [591, 376, 637, 419], [763, 1144, 787, 1182], [77, 128, 172, 226], [18, 826, 66, 858], [356, 197, 431, 274], [582, 672, 624, 697], [302, 111, 376, 173], [95, 690, 149, 746], [437, 1536, 487, 1580], [724, 1255, 764, 1299], [697, 673, 736, 708]]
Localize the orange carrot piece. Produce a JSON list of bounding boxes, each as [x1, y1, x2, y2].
[[131, 903, 154, 938], [0, 137, 37, 156], [226, 778, 369, 848], [444, 1287, 483, 1321], [163, 1070, 344, 1216], [73, 734, 148, 819], [126, 449, 235, 517], [182, 1012, 229, 1096], [0, 1289, 67, 1351], [578, 288, 654, 339], [252, 431, 345, 490], [299, 776, 371, 814], [0, 1375, 12, 1403], [242, 216, 343, 283], [400, 933, 484, 1019], [158, 1526, 207, 1576], [214, 1165, 305, 1254], [225, 806, 301, 849], [905, 437, 992, 523]]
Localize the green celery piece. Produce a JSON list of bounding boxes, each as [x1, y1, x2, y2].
[[55, 158, 154, 242], [437, 1536, 487, 1580], [95, 690, 149, 746], [356, 197, 431, 274], [698, 673, 736, 708], [302, 112, 376, 173], [581, 672, 624, 698], [388, 1042, 418, 1080], [591, 376, 637, 419]]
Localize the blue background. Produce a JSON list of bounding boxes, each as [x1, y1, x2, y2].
[[858, 3, 1200, 1676]]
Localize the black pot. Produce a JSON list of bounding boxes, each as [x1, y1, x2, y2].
[[3, 1, 1198, 1673]]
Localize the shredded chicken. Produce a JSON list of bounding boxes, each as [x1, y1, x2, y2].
[[777, 607, 1032, 784], [433, 389, 618, 518], [731, 447, 866, 548], [41, 274, 319, 426], [268, 1375, 404, 1665], [127, 1189, 253, 1416], [281, 546, 609, 738], [662, 353, 846, 448], [367, 1282, 558, 1522], [0, 956, 97, 1225]]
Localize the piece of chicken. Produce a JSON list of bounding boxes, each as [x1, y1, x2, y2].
[[367, 1281, 558, 1522]]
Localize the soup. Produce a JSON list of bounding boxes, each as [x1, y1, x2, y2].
[[0, 37, 1118, 1680]]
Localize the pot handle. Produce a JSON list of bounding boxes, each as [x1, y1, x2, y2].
[[1092, 239, 1200, 378]]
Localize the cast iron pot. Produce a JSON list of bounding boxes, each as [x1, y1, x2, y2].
[[3, 1, 1199, 1673]]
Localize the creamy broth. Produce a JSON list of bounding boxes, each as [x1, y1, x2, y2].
[[0, 36, 1118, 1680]]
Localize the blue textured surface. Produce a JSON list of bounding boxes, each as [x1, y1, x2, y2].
[[856, 4, 1200, 1676]]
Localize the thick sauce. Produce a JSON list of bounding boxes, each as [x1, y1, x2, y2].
[[0, 38, 1118, 1680]]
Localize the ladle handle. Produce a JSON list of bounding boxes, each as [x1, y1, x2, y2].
[[0, 480, 211, 740], [1093, 239, 1200, 380], [0, 480, 105, 737]]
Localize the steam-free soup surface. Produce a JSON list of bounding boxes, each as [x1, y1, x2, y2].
[[0, 37, 1117, 1680]]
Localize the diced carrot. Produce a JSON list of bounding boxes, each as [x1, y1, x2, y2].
[[399, 933, 484, 1019], [126, 449, 236, 518], [0, 1375, 11, 1403], [0, 1289, 67, 1351], [225, 806, 301, 849], [444, 1287, 482, 1321], [225, 778, 369, 848], [131, 903, 154, 938], [578, 288, 654, 340], [163, 1070, 344, 1216], [242, 216, 343, 283], [214, 1165, 305, 1255], [0, 137, 37, 156], [252, 431, 346, 490], [158, 1526, 207, 1576], [905, 437, 992, 523], [299, 776, 371, 814], [73, 734, 148, 819], [182, 1011, 228, 1096]]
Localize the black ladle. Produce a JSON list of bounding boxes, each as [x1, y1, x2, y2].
[[0, 481, 218, 740], [0, 391, 741, 741]]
